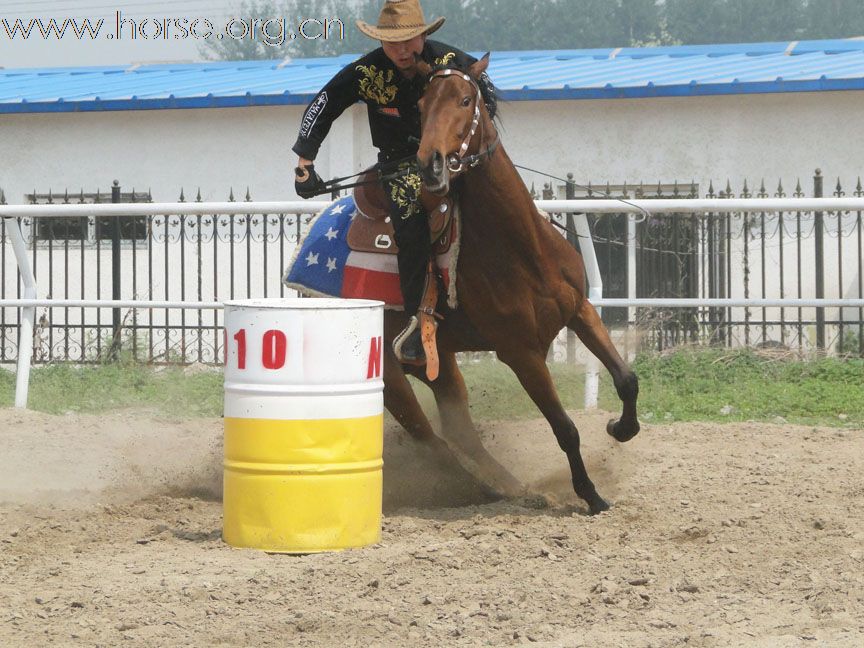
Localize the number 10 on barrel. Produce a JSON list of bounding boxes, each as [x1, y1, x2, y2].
[[226, 328, 383, 378]]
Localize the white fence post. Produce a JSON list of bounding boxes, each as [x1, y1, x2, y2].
[[572, 213, 602, 409], [4, 218, 37, 408]]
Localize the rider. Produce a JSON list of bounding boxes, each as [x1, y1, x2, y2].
[[293, 0, 496, 364]]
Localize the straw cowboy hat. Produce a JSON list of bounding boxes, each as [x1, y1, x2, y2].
[[356, 0, 445, 42]]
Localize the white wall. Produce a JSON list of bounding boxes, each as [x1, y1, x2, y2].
[[0, 104, 370, 204], [2, 89, 863, 204], [495, 91, 864, 192]]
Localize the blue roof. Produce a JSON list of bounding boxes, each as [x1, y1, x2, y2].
[[2, 39, 863, 114]]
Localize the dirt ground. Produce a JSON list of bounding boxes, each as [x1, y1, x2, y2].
[[0, 407, 862, 648]]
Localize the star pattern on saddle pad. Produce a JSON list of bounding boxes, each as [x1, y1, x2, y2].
[[284, 195, 403, 306]]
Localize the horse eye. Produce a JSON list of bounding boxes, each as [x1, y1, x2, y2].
[[461, 96, 471, 107]]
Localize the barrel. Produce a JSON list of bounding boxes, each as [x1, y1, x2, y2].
[[222, 298, 384, 553]]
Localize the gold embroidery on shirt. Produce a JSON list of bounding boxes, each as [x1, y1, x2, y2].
[[356, 64, 398, 105], [434, 52, 456, 66], [390, 169, 423, 219]]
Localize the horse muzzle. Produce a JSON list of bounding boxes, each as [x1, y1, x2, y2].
[[418, 150, 449, 196]]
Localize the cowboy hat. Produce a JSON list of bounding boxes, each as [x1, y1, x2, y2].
[[356, 0, 445, 42]]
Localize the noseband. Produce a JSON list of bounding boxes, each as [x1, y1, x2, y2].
[[427, 69, 498, 174]]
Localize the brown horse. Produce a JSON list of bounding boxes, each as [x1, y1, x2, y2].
[[380, 54, 640, 514]]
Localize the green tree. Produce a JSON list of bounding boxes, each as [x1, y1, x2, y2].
[[413, 0, 480, 52], [802, 0, 864, 39], [200, 0, 369, 61], [665, 0, 806, 44], [614, 0, 664, 46], [201, 0, 862, 61], [468, 0, 661, 51]]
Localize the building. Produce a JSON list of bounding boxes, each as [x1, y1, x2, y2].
[[1, 38, 863, 359], [2, 39, 863, 201]]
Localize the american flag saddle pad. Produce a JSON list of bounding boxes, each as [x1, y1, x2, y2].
[[283, 196, 460, 310]]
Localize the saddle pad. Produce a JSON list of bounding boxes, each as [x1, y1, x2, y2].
[[283, 196, 461, 310]]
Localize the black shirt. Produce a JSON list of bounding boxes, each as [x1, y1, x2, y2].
[[292, 40, 496, 162]]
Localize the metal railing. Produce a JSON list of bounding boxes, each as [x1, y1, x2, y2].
[[3, 196, 863, 409], [540, 172, 864, 355]]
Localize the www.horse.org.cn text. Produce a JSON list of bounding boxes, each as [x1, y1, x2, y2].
[[1, 12, 346, 46]]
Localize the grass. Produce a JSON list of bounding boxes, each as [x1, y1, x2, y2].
[[441, 358, 621, 420], [629, 348, 864, 428], [2, 349, 862, 427], [0, 362, 223, 418]]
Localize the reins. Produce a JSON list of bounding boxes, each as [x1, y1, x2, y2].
[[512, 165, 653, 229], [317, 153, 419, 195]]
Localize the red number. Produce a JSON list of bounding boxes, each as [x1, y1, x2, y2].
[[262, 329, 287, 370], [233, 329, 247, 370]]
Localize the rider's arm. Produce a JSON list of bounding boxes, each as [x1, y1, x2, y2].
[[292, 59, 364, 163]]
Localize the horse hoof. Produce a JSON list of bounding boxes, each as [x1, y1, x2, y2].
[[607, 418, 640, 443], [588, 495, 610, 515]]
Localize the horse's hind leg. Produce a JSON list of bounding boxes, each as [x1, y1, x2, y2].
[[497, 347, 609, 514], [411, 352, 523, 496], [568, 300, 640, 443], [383, 343, 490, 488]]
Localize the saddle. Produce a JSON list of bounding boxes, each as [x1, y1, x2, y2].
[[348, 168, 456, 255]]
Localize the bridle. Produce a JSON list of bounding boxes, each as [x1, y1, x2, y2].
[[426, 68, 499, 174]]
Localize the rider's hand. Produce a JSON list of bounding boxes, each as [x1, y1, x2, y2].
[[295, 163, 326, 199]]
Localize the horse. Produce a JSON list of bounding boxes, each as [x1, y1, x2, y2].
[[290, 54, 641, 514], [371, 53, 641, 515]]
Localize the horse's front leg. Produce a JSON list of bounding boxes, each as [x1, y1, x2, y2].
[[496, 346, 609, 514]]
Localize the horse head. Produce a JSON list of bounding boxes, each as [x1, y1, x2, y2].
[[414, 54, 491, 196]]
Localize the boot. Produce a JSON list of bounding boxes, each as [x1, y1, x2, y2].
[[393, 316, 425, 365]]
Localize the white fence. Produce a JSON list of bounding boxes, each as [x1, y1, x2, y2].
[[3, 198, 864, 409]]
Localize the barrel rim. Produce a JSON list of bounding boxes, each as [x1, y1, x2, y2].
[[223, 298, 383, 310], [223, 381, 384, 395]]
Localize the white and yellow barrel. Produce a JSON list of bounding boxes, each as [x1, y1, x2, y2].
[[222, 298, 384, 553]]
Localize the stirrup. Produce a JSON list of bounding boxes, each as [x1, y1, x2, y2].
[[393, 316, 426, 366]]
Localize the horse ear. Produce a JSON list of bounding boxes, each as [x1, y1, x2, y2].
[[413, 53, 432, 77], [468, 52, 490, 78]]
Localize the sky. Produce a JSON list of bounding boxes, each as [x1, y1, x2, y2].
[[0, 0, 341, 69]]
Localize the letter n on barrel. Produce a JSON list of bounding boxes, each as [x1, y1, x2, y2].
[[367, 336, 382, 379]]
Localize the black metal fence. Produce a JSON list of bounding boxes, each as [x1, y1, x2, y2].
[[2, 170, 863, 364], [1, 185, 316, 364], [541, 169, 863, 355]]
